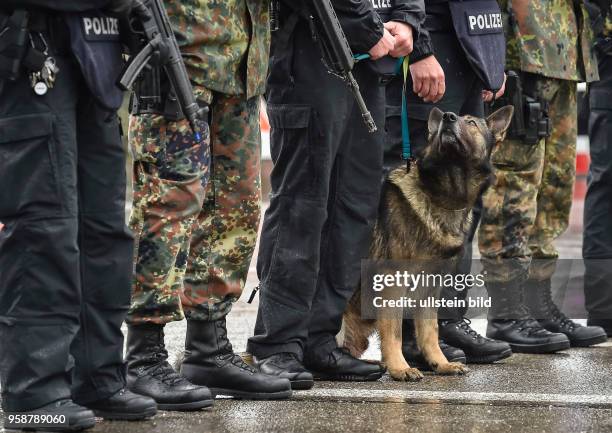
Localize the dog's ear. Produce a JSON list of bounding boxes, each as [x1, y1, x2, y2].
[[427, 107, 444, 135], [486, 105, 514, 142]]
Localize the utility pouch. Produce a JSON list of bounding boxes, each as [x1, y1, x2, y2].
[[490, 71, 551, 145], [0, 10, 29, 81]]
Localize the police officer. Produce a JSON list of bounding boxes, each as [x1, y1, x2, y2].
[[125, 0, 292, 405], [384, 0, 513, 367], [479, 0, 608, 352], [583, 0, 612, 337], [246, 0, 423, 390], [0, 1, 156, 430]]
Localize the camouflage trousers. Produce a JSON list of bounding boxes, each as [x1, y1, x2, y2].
[[126, 90, 261, 325], [479, 76, 577, 282]]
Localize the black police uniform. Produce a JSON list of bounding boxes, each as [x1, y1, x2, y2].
[[0, 1, 132, 412], [583, 4, 612, 334], [385, 0, 486, 321], [247, 0, 425, 361]]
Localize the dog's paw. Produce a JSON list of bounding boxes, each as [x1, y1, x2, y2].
[[434, 362, 469, 376], [389, 367, 424, 382]]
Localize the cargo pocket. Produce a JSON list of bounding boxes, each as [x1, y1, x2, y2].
[[0, 112, 59, 217], [267, 104, 319, 195]]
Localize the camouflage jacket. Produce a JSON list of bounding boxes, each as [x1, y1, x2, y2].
[[500, 0, 599, 82], [165, 0, 270, 99]]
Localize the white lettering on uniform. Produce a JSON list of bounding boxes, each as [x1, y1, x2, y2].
[[92, 18, 102, 34], [83, 17, 93, 35], [468, 13, 502, 31], [83, 17, 120, 36], [469, 15, 477, 30], [370, 0, 391, 8]]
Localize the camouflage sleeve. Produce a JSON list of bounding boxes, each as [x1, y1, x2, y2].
[[5, 0, 111, 11], [331, 0, 385, 53]]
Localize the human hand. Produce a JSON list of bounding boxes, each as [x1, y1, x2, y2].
[[409, 55, 446, 103], [384, 21, 414, 57], [482, 73, 507, 102], [368, 27, 396, 60]]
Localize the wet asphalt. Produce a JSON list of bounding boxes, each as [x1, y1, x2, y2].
[[2, 205, 612, 432]]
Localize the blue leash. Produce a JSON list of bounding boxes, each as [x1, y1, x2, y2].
[[396, 56, 412, 167], [355, 54, 412, 169]]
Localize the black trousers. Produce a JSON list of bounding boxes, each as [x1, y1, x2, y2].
[[384, 31, 484, 320], [583, 52, 612, 320], [247, 20, 386, 359], [0, 51, 132, 411]]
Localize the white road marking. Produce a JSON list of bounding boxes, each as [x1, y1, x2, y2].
[[295, 388, 612, 409]]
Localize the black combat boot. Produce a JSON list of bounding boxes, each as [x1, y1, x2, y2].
[[3, 400, 95, 432], [587, 319, 612, 337], [304, 347, 386, 381], [439, 318, 512, 363], [486, 278, 570, 353], [84, 388, 157, 420], [126, 324, 213, 410], [401, 320, 466, 370], [525, 279, 608, 347], [255, 352, 314, 390], [180, 319, 292, 399]]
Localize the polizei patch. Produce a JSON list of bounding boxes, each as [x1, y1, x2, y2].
[[465, 11, 503, 35], [80, 15, 120, 41]]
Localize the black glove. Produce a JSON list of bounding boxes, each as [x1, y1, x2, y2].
[[105, 0, 149, 26], [105, 0, 150, 54]]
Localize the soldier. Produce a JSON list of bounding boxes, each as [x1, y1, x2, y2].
[[0, 1, 157, 431], [246, 0, 423, 390], [384, 0, 513, 368], [583, 0, 612, 337], [125, 0, 292, 407], [479, 0, 608, 352]]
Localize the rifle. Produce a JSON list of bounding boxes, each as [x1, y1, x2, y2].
[[308, 0, 377, 133], [117, 0, 207, 142]]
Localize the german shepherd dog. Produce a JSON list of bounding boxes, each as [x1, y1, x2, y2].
[[342, 106, 514, 381]]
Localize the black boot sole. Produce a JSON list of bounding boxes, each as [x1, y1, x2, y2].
[[310, 370, 385, 382], [157, 399, 214, 411], [466, 348, 512, 364], [569, 334, 609, 347], [508, 340, 570, 354], [290, 379, 314, 390], [92, 406, 157, 421], [209, 388, 292, 400]]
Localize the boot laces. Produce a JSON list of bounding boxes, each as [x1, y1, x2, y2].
[[218, 352, 257, 373], [513, 318, 546, 335], [214, 322, 256, 373], [539, 290, 577, 330], [454, 318, 483, 340], [142, 333, 186, 385]]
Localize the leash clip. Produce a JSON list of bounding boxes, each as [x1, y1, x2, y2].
[[247, 285, 260, 304]]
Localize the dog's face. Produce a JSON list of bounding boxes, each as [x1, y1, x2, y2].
[[415, 106, 514, 206], [423, 106, 514, 166]]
